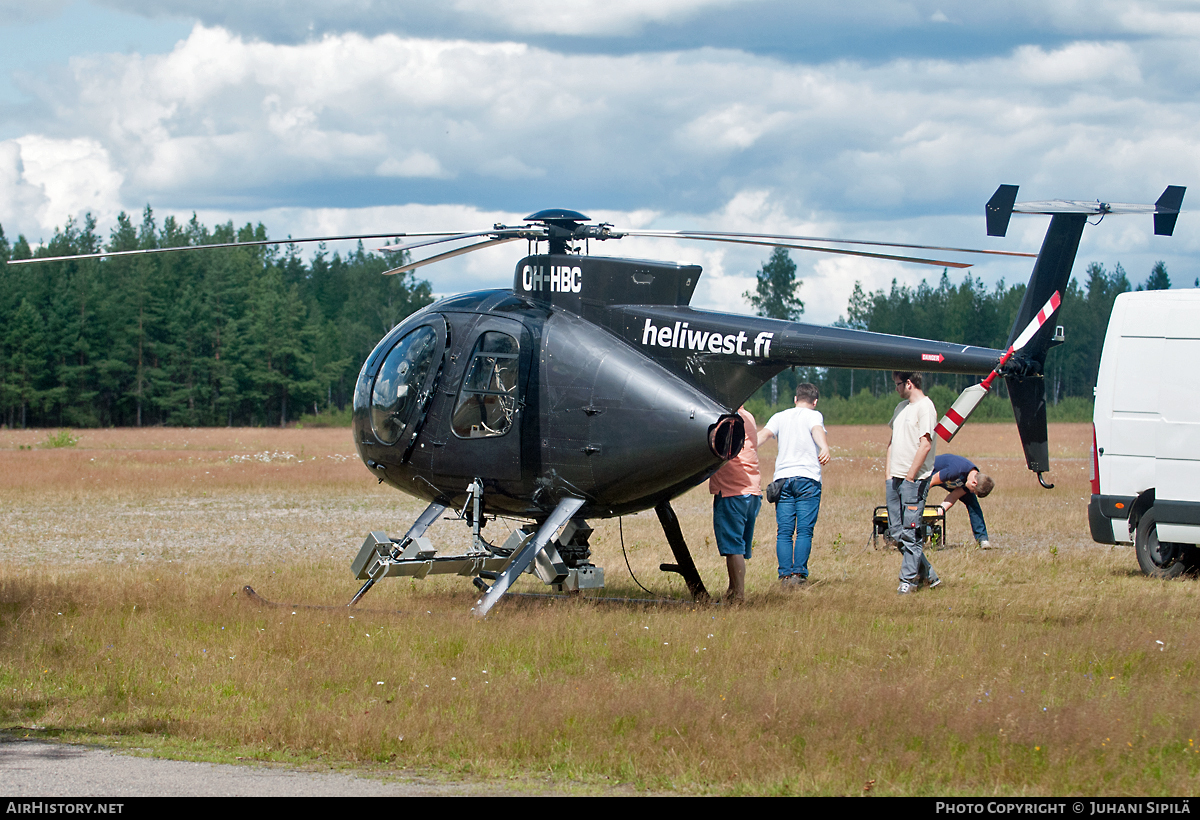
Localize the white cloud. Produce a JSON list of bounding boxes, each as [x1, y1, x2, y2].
[[376, 152, 448, 178], [6, 15, 1198, 319], [1117, 3, 1200, 38], [447, 0, 748, 36], [0, 136, 123, 236], [1012, 41, 1142, 86], [680, 105, 794, 152], [28, 24, 1199, 221]]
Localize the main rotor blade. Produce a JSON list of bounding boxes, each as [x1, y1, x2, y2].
[[623, 229, 1037, 259], [633, 233, 973, 269], [377, 227, 544, 255], [382, 237, 524, 275], [5, 231, 469, 266]]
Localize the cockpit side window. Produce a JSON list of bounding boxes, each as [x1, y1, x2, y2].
[[452, 331, 519, 438], [371, 326, 438, 445]]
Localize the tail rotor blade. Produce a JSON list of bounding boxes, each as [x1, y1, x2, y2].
[[935, 384, 989, 442], [1011, 290, 1062, 353], [935, 289, 1062, 442]]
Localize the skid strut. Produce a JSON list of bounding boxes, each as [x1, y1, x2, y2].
[[471, 497, 585, 618], [348, 500, 449, 606], [347, 498, 522, 607], [656, 500, 709, 602]]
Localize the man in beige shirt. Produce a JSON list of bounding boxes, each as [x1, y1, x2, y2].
[[886, 371, 940, 594]]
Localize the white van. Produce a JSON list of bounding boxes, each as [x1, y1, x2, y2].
[[1089, 289, 1200, 576]]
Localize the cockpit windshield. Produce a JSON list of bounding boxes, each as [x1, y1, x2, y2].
[[371, 326, 438, 445]]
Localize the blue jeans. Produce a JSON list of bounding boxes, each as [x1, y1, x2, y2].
[[775, 477, 821, 578], [956, 491, 990, 542], [887, 477, 937, 585]]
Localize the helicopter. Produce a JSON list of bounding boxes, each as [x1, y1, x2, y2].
[[11, 183, 1185, 616]]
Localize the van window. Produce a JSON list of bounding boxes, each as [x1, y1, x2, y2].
[[452, 331, 520, 438]]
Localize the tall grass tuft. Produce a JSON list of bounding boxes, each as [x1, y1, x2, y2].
[[41, 429, 79, 448]]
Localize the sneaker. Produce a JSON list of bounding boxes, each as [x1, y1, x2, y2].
[[928, 577, 942, 589], [781, 574, 807, 589], [897, 582, 916, 594], [978, 539, 991, 550]]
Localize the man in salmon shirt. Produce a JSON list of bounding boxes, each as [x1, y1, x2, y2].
[[709, 405, 762, 603]]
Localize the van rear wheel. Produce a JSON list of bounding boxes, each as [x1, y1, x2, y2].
[[1135, 509, 1197, 578]]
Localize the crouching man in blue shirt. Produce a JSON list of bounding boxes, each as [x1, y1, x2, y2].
[[930, 454, 995, 549]]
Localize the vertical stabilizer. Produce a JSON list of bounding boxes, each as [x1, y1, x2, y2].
[[1004, 213, 1086, 476], [1005, 213, 1086, 354]]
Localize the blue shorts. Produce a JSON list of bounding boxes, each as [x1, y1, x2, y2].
[[713, 493, 762, 558]]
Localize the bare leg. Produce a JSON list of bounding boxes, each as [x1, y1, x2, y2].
[[725, 555, 746, 602]]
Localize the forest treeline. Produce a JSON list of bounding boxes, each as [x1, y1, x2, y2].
[[0, 210, 1178, 429], [0, 210, 431, 428]]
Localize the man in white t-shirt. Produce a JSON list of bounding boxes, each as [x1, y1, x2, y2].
[[758, 383, 830, 588], [886, 371, 940, 594]]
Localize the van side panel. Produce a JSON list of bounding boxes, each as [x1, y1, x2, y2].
[[1106, 335, 1160, 497], [1093, 290, 1200, 549], [1156, 328, 1200, 542]]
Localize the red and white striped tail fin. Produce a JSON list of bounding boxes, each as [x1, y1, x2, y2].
[[935, 384, 989, 442]]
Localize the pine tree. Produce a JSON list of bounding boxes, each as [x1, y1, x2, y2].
[[1143, 261, 1171, 291], [6, 299, 45, 428], [745, 247, 804, 404], [745, 247, 804, 321]]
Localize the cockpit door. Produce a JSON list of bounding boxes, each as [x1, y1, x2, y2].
[[428, 315, 530, 482]]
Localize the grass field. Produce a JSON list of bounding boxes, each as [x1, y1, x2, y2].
[[2, 423, 1199, 795]]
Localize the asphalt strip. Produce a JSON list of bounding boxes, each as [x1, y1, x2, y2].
[[0, 735, 501, 797]]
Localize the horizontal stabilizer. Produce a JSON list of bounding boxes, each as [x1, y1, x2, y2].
[[996, 184, 1185, 237]]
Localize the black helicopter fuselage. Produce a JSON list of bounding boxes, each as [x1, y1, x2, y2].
[[351, 253, 1006, 520]]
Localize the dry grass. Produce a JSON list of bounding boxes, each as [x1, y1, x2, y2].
[[3, 423, 1199, 795]]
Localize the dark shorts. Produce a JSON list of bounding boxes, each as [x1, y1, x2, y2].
[[713, 493, 762, 558]]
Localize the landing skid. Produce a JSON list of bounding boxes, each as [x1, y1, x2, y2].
[[242, 585, 694, 614], [348, 490, 605, 616], [347, 484, 711, 615]]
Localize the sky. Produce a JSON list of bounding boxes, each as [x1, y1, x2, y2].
[[1, 0, 1198, 323]]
